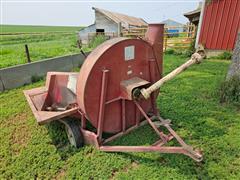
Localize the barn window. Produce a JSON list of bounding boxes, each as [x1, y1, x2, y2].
[[96, 29, 105, 35]]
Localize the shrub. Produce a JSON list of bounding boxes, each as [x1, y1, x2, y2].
[[88, 35, 107, 49], [173, 49, 183, 56], [219, 74, 240, 106], [218, 51, 232, 60], [31, 74, 43, 83], [188, 34, 196, 55], [165, 49, 175, 55], [212, 51, 232, 60], [182, 49, 193, 57], [164, 48, 193, 58]]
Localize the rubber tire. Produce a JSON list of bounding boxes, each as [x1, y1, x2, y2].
[[59, 118, 84, 148]]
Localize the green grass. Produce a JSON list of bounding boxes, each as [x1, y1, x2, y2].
[[1, 54, 240, 179], [88, 35, 107, 49], [0, 25, 88, 69], [0, 25, 82, 33], [0, 34, 81, 68], [220, 75, 240, 105]]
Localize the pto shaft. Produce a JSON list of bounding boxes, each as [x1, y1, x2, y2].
[[140, 52, 204, 99]]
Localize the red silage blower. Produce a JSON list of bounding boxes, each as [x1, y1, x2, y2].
[[24, 24, 203, 162]]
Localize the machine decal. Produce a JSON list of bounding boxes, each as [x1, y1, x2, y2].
[[67, 74, 78, 94], [124, 46, 135, 61]]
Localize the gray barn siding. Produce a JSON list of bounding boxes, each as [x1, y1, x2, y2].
[[79, 11, 118, 44], [79, 24, 96, 44], [95, 11, 118, 33]]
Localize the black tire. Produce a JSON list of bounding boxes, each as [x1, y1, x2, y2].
[[58, 118, 84, 148]]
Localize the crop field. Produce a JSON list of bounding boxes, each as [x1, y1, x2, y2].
[[1, 25, 82, 33], [0, 25, 85, 69], [1, 54, 240, 179]]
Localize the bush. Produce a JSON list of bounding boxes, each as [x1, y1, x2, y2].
[[88, 35, 107, 49], [188, 35, 196, 54], [212, 51, 232, 60], [218, 51, 232, 60], [182, 49, 193, 57], [165, 49, 175, 55], [220, 74, 240, 106], [164, 48, 193, 58], [31, 74, 43, 83]]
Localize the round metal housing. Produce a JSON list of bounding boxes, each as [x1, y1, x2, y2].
[[77, 37, 162, 133]]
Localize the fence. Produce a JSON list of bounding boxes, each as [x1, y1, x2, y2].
[[87, 32, 118, 43], [84, 24, 196, 50], [121, 27, 147, 38], [0, 53, 89, 92], [122, 24, 196, 51]]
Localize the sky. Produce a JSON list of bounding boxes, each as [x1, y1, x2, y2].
[[1, 0, 201, 27]]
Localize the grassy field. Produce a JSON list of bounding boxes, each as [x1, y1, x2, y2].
[[0, 25, 82, 33], [1, 54, 239, 179], [0, 25, 85, 69]]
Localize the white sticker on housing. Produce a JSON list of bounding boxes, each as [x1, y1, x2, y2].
[[127, 70, 133, 75], [124, 46, 135, 61]]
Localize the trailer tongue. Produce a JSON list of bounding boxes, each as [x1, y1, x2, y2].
[[24, 24, 203, 162]]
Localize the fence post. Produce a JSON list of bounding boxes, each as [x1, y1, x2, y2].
[[77, 39, 82, 49], [25, 44, 31, 63], [77, 39, 87, 58], [186, 23, 190, 37], [193, 25, 196, 38], [164, 36, 167, 51]]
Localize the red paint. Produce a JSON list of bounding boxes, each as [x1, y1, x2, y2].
[[77, 25, 164, 133], [24, 24, 203, 161], [211, 0, 225, 48], [207, 0, 218, 48], [97, 70, 109, 141], [199, 0, 240, 50]]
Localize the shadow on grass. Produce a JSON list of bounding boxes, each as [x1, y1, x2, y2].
[[45, 121, 79, 161]]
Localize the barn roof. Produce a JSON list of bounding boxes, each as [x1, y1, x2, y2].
[[184, 2, 202, 17], [183, 2, 202, 26], [183, 8, 201, 26], [184, 8, 201, 18], [160, 19, 184, 26], [92, 7, 148, 28]]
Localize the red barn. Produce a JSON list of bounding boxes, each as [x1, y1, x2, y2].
[[196, 0, 240, 55]]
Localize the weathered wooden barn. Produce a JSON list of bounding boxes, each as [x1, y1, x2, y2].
[[79, 7, 147, 44], [194, 0, 240, 55]]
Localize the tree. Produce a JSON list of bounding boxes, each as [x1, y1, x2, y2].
[[227, 32, 240, 78], [220, 32, 240, 105]]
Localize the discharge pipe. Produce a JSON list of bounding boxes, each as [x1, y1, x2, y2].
[[139, 52, 204, 99], [145, 23, 164, 75]]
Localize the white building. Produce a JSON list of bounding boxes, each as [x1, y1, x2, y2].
[[79, 7, 148, 44], [161, 19, 185, 32]]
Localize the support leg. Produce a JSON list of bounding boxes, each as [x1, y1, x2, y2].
[[135, 103, 140, 126], [134, 101, 168, 142], [81, 112, 86, 129], [121, 99, 126, 132], [97, 70, 109, 143], [158, 116, 202, 159], [133, 101, 202, 162], [149, 58, 160, 116]]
